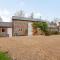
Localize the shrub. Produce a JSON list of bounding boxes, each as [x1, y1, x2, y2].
[[53, 31, 59, 35], [44, 30, 51, 36], [45, 31, 59, 36]]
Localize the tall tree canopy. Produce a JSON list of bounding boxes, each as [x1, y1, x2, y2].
[[15, 10, 25, 17]]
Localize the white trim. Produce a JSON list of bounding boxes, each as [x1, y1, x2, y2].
[[7, 28, 12, 37], [28, 22, 33, 36]]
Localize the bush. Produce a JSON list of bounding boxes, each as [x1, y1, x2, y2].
[[45, 31, 59, 36], [44, 31, 51, 36], [52, 31, 59, 35]]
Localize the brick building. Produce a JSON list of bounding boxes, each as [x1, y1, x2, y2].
[[12, 16, 45, 36], [0, 16, 60, 37], [0, 22, 12, 37]]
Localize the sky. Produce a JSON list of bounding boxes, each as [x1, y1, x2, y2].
[[0, 0, 60, 22]]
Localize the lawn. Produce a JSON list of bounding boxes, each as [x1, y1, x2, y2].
[[0, 51, 12, 60]]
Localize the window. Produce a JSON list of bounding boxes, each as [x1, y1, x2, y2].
[[21, 28, 22, 31], [19, 28, 22, 31], [2, 28, 5, 32]]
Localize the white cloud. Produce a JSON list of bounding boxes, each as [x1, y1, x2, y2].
[[24, 11, 42, 18], [24, 13, 30, 17], [0, 9, 11, 16], [34, 13, 41, 18], [0, 9, 13, 22], [0, 8, 44, 22]]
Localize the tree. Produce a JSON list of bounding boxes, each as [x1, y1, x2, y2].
[[0, 16, 2, 22], [30, 12, 34, 19], [37, 22, 43, 30], [32, 22, 48, 32], [15, 10, 25, 17], [32, 22, 38, 28], [42, 22, 48, 32]]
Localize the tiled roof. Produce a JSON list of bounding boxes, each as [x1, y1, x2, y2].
[[12, 16, 45, 22], [0, 22, 12, 28]]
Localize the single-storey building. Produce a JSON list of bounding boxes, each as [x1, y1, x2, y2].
[[0, 16, 45, 37], [0, 16, 60, 37], [48, 22, 60, 32], [12, 16, 45, 36], [0, 22, 12, 37]]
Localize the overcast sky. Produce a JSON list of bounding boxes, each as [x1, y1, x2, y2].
[[0, 0, 60, 22]]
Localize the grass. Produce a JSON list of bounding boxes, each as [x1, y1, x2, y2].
[[0, 51, 12, 60]]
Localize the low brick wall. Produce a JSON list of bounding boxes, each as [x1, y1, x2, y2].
[[0, 32, 9, 37]]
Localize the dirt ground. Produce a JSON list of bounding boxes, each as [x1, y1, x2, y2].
[[0, 35, 60, 60]]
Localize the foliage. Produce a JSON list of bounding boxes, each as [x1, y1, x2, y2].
[[32, 22, 48, 32], [32, 22, 60, 36], [44, 30, 51, 36], [32, 22, 49, 35], [32, 22, 38, 28], [0, 51, 12, 60], [42, 22, 48, 31], [51, 31, 59, 35], [37, 22, 43, 30], [45, 31, 59, 36]]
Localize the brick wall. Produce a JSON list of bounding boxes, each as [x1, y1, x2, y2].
[[12, 20, 28, 36]]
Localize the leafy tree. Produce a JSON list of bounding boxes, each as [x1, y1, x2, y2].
[[42, 22, 48, 32], [37, 22, 43, 30], [32, 22, 48, 33], [32, 22, 38, 28]]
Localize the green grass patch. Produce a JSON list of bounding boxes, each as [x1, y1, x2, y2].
[[0, 51, 12, 60]]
